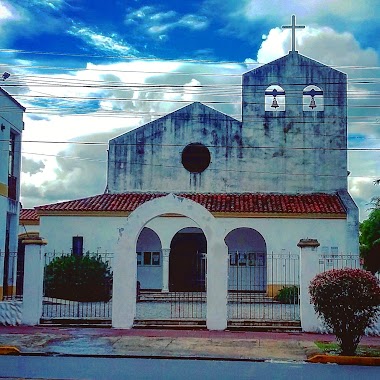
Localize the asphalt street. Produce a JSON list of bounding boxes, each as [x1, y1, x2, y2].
[[0, 356, 379, 380]]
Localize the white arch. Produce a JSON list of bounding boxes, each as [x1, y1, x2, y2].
[[112, 193, 228, 330]]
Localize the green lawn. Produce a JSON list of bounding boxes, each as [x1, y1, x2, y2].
[[315, 341, 380, 357]]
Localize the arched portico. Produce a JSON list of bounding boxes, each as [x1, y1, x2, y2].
[[112, 193, 228, 330], [136, 227, 162, 290], [225, 227, 267, 292]]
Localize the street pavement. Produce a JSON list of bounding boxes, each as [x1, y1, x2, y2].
[[0, 326, 379, 362]]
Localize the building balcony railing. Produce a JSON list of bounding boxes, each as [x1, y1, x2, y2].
[[8, 175, 17, 201]]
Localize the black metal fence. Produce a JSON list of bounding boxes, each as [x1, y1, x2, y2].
[[38, 249, 370, 326], [318, 254, 361, 272], [228, 252, 300, 322], [42, 251, 113, 321], [136, 252, 207, 322]]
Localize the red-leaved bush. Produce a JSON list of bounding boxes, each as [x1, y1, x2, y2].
[[309, 268, 380, 355]]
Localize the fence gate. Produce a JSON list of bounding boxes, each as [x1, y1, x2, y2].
[[42, 251, 113, 323], [228, 251, 300, 327], [135, 251, 206, 326]]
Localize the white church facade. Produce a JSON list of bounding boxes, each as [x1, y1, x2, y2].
[[25, 20, 359, 329]]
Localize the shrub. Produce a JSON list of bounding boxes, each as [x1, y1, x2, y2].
[[274, 285, 299, 304], [309, 268, 380, 355], [44, 254, 112, 302]]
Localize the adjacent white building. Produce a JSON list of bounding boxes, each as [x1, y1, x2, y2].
[[0, 87, 25, 299]]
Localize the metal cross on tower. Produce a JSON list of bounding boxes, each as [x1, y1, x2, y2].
[[282, 15, 305, 52]]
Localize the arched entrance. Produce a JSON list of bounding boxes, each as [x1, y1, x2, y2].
[[112, 194, 228, 330], [169, 227, 206, 292]]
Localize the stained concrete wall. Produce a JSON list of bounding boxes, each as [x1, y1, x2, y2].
[[107, 102, 243, 194], [242, 51, 347, 194], [107, 52, 349, 196]]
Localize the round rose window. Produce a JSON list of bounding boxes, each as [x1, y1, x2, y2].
[[181, 143, 211, 173]]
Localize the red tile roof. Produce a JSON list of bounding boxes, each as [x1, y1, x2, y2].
[[20, 208, 40, 221], [35, 192, 346, 216]]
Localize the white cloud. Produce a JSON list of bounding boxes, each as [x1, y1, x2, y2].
[[207, 0, 378, 26], [68, 24, 138, 56], [41, 0, 65, 11], [255, 26, 379, 66], [243, 0, 377, 22], [125, 5, 209, 40], [0, 1, 13, 20], [150, 11, 176, 21], [0, 0, 69, 46], [177, 15, 209, 30]]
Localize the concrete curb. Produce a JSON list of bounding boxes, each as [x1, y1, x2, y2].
[[307, 354, 380, 366], [0, 346, 20, 355]]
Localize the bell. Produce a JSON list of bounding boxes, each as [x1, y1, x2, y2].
[[271, 97, 279, 108], [309, 97, 316, 109]]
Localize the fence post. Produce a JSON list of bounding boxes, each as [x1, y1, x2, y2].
[[298, 238, 321, 332], [21, 237, 47, 325]]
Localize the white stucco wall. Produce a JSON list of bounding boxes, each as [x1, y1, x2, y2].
[[39, 213, 353, 292], [39, 214, 350, 257]]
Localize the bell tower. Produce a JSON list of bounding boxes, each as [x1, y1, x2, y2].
[[241, 17, 348, 194]]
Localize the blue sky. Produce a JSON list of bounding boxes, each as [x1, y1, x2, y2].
[[0, 0, 379, 220]]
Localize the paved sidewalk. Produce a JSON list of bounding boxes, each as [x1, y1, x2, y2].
[[0, 326, 379, 362]]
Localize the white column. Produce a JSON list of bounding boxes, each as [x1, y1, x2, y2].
[[161, 248, 170, 293], [206, 239, 228, 330], [22, 237, 47, 326], [112, 233, 137, 329], [298, 238, 322, 332]]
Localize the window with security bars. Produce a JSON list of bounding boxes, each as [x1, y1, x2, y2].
[[137, 251, 160, 266], [229, 252, 265, 267]]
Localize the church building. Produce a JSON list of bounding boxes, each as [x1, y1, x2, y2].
[[33, 17, 359, 329]]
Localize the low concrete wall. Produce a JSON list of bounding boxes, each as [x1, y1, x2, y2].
[[0, 300, 22, 325]]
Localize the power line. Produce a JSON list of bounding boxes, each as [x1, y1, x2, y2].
[[1, 48, 380, 70], [9, 142, 380, 152], [5, 93, 380, 108], [20, 150, 378, 180]]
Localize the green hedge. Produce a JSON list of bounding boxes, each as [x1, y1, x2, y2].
[[44, 254, 112, 302]]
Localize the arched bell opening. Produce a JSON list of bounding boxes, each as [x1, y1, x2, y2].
[[303, 85, 324, 111], [265, 85, 286, 111]]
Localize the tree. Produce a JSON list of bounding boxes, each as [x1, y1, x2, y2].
[[309, 268, 380, 356], [44, 254, 112, 302], [360, 208, 380, 274]]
